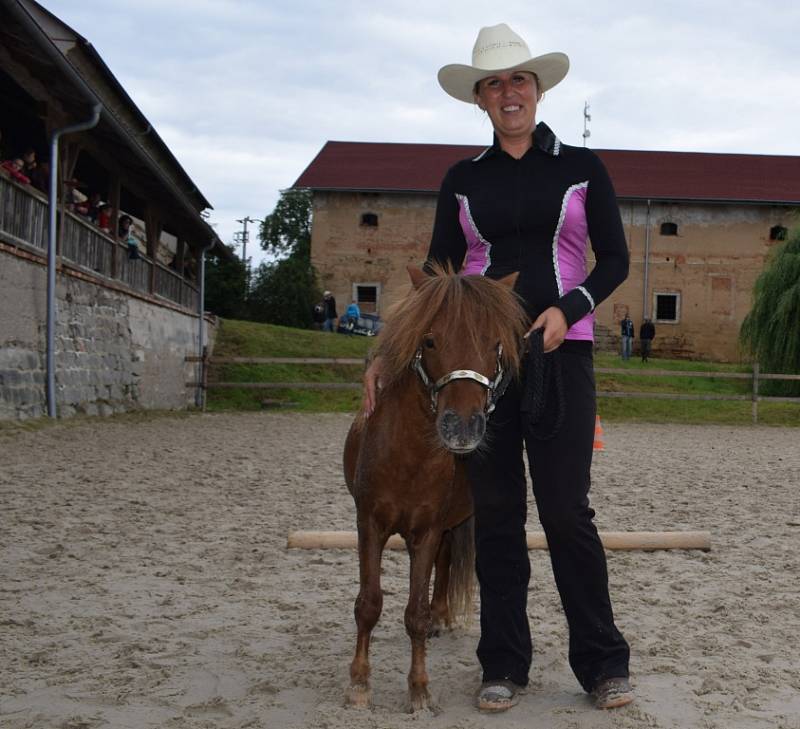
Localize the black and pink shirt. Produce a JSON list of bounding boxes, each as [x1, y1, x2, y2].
[[426, 122, 629, 341]]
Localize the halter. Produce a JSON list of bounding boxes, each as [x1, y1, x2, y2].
[[412, 342, 511, 415]]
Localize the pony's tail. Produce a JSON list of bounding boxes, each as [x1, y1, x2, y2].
[[447, 515, 475, 625]]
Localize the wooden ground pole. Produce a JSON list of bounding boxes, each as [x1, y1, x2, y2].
[[286, 530, 711, 551]]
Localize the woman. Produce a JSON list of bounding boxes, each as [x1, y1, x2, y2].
[[364, 23, 632, 712]]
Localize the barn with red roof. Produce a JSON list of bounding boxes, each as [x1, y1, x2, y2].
[[295, 140, 800, 361]]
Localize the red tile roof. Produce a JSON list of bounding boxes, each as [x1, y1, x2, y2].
[[294, 141, 800, 204]]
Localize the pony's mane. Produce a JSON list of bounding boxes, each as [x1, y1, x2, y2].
[[374, 265, 530, 388]]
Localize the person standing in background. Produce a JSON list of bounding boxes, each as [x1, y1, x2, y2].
[[640, 318, 655, 362], [322, 291, 338, 333], [620, 313, 634, 360]]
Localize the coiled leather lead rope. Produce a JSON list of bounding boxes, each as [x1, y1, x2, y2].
[[520, 328, 565, 440]]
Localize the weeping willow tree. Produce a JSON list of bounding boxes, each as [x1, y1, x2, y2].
[[740, 227, 800, 395]]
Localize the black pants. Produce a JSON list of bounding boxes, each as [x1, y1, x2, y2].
[[466, 341, 630, 692]]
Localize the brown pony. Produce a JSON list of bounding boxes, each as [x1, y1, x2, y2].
[[342, 265, 529, 711]]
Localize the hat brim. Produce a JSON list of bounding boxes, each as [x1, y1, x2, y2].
[[438, 52, 569, 104]]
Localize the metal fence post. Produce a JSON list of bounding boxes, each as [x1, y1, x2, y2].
[[752, 362, 759, 424]]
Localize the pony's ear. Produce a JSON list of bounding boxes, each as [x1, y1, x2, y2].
[[497, 271, 519, 289], [407, 265, 428, 290]]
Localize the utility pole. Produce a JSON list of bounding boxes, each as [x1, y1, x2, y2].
[[235, 216, 257, 291], [582, 101, 591, 147], [235, 216, 256, 266]]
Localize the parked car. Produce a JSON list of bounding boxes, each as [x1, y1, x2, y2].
[[337, 312, 383, 337]]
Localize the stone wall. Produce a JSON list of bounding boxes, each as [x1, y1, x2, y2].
[[606, 201, 787, 361], [311, 191, 795, 362], [0, 248, 212, 420], [310, 191, 434, 316]]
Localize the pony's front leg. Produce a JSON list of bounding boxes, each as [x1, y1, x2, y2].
[[428, 530, 452, 637], [345, 519, 386, 709], [405, 530, 441, 712]]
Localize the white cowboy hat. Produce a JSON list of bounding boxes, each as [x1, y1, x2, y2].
[[438, 23, 569, 104]]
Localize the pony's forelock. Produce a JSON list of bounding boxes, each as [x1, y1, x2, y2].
[[373, 266, 529, 388]]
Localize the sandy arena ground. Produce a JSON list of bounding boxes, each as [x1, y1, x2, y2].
[[1, 412, 799, 729]]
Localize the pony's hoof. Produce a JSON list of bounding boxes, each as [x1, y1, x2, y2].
[[345, 683, 372, 709], [427, 616, 450, 638], [408, 688, 433, 712]]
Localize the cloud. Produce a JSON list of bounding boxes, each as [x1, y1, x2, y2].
[[40, 0, 800, 264]]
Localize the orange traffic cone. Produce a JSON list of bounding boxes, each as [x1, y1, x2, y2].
[[593, 415, 605, 451]]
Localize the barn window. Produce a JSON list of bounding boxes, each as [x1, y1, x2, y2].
[[660, 222, 678, 236], [770, 225, 788, 241], [654, 292, 680, 323], [360, 213, 378, 227], [353, 283, 380, 314]]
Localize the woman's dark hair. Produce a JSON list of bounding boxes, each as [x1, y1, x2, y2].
[[118, 215, 132, 236]]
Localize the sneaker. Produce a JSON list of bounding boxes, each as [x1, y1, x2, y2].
[[476, 679, 524, 712], [592, 676, 634, 709]]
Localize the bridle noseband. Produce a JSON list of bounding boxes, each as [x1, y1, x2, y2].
[[412, 342, 511, 415]]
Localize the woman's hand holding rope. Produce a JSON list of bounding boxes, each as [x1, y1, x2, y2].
[[526, 306, 568, 352]]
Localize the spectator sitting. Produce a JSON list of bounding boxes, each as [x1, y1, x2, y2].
[[29, 161, 49, 194], [119, 215, 141, 260], [64, 179, 88, 213], [343, 300, 361, 333], [75, 190, 100, 218], [1, 158, 32, 185], [96, 203, 112, 234], [345, 300, 361, 322], [21, 148, 37, 177], [85, 192, 103, 222]]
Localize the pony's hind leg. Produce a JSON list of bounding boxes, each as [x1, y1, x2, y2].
[[345, 519, 386, 709], [428, 531, 452, 637], [404, 530, 442, 712]]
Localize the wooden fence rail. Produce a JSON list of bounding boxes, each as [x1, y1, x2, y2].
[[185, 356, 364, 365], [186, 355, 800, 422]]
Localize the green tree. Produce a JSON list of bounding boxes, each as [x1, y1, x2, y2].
[[259, 188, 312, 258], [204, 245, 248, 319], [248, 253, 318, 328], [250, 188, 320, 327], [740, 227, 800, 394]]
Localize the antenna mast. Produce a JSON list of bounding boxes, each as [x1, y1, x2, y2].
[[582, 101, 591, 147]]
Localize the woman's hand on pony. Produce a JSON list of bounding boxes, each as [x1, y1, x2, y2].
[[363, 355, 384, 416]]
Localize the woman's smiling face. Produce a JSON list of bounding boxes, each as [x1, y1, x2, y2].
[[475, 70, 540, 148]]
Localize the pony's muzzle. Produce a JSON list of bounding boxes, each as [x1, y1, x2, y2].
[[437, 408, 486, 454]]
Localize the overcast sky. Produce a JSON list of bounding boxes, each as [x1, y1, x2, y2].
[[42, 0, 800, 266]]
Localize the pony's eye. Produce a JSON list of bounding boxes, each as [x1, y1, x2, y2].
[[424, 336, 435, 349]]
